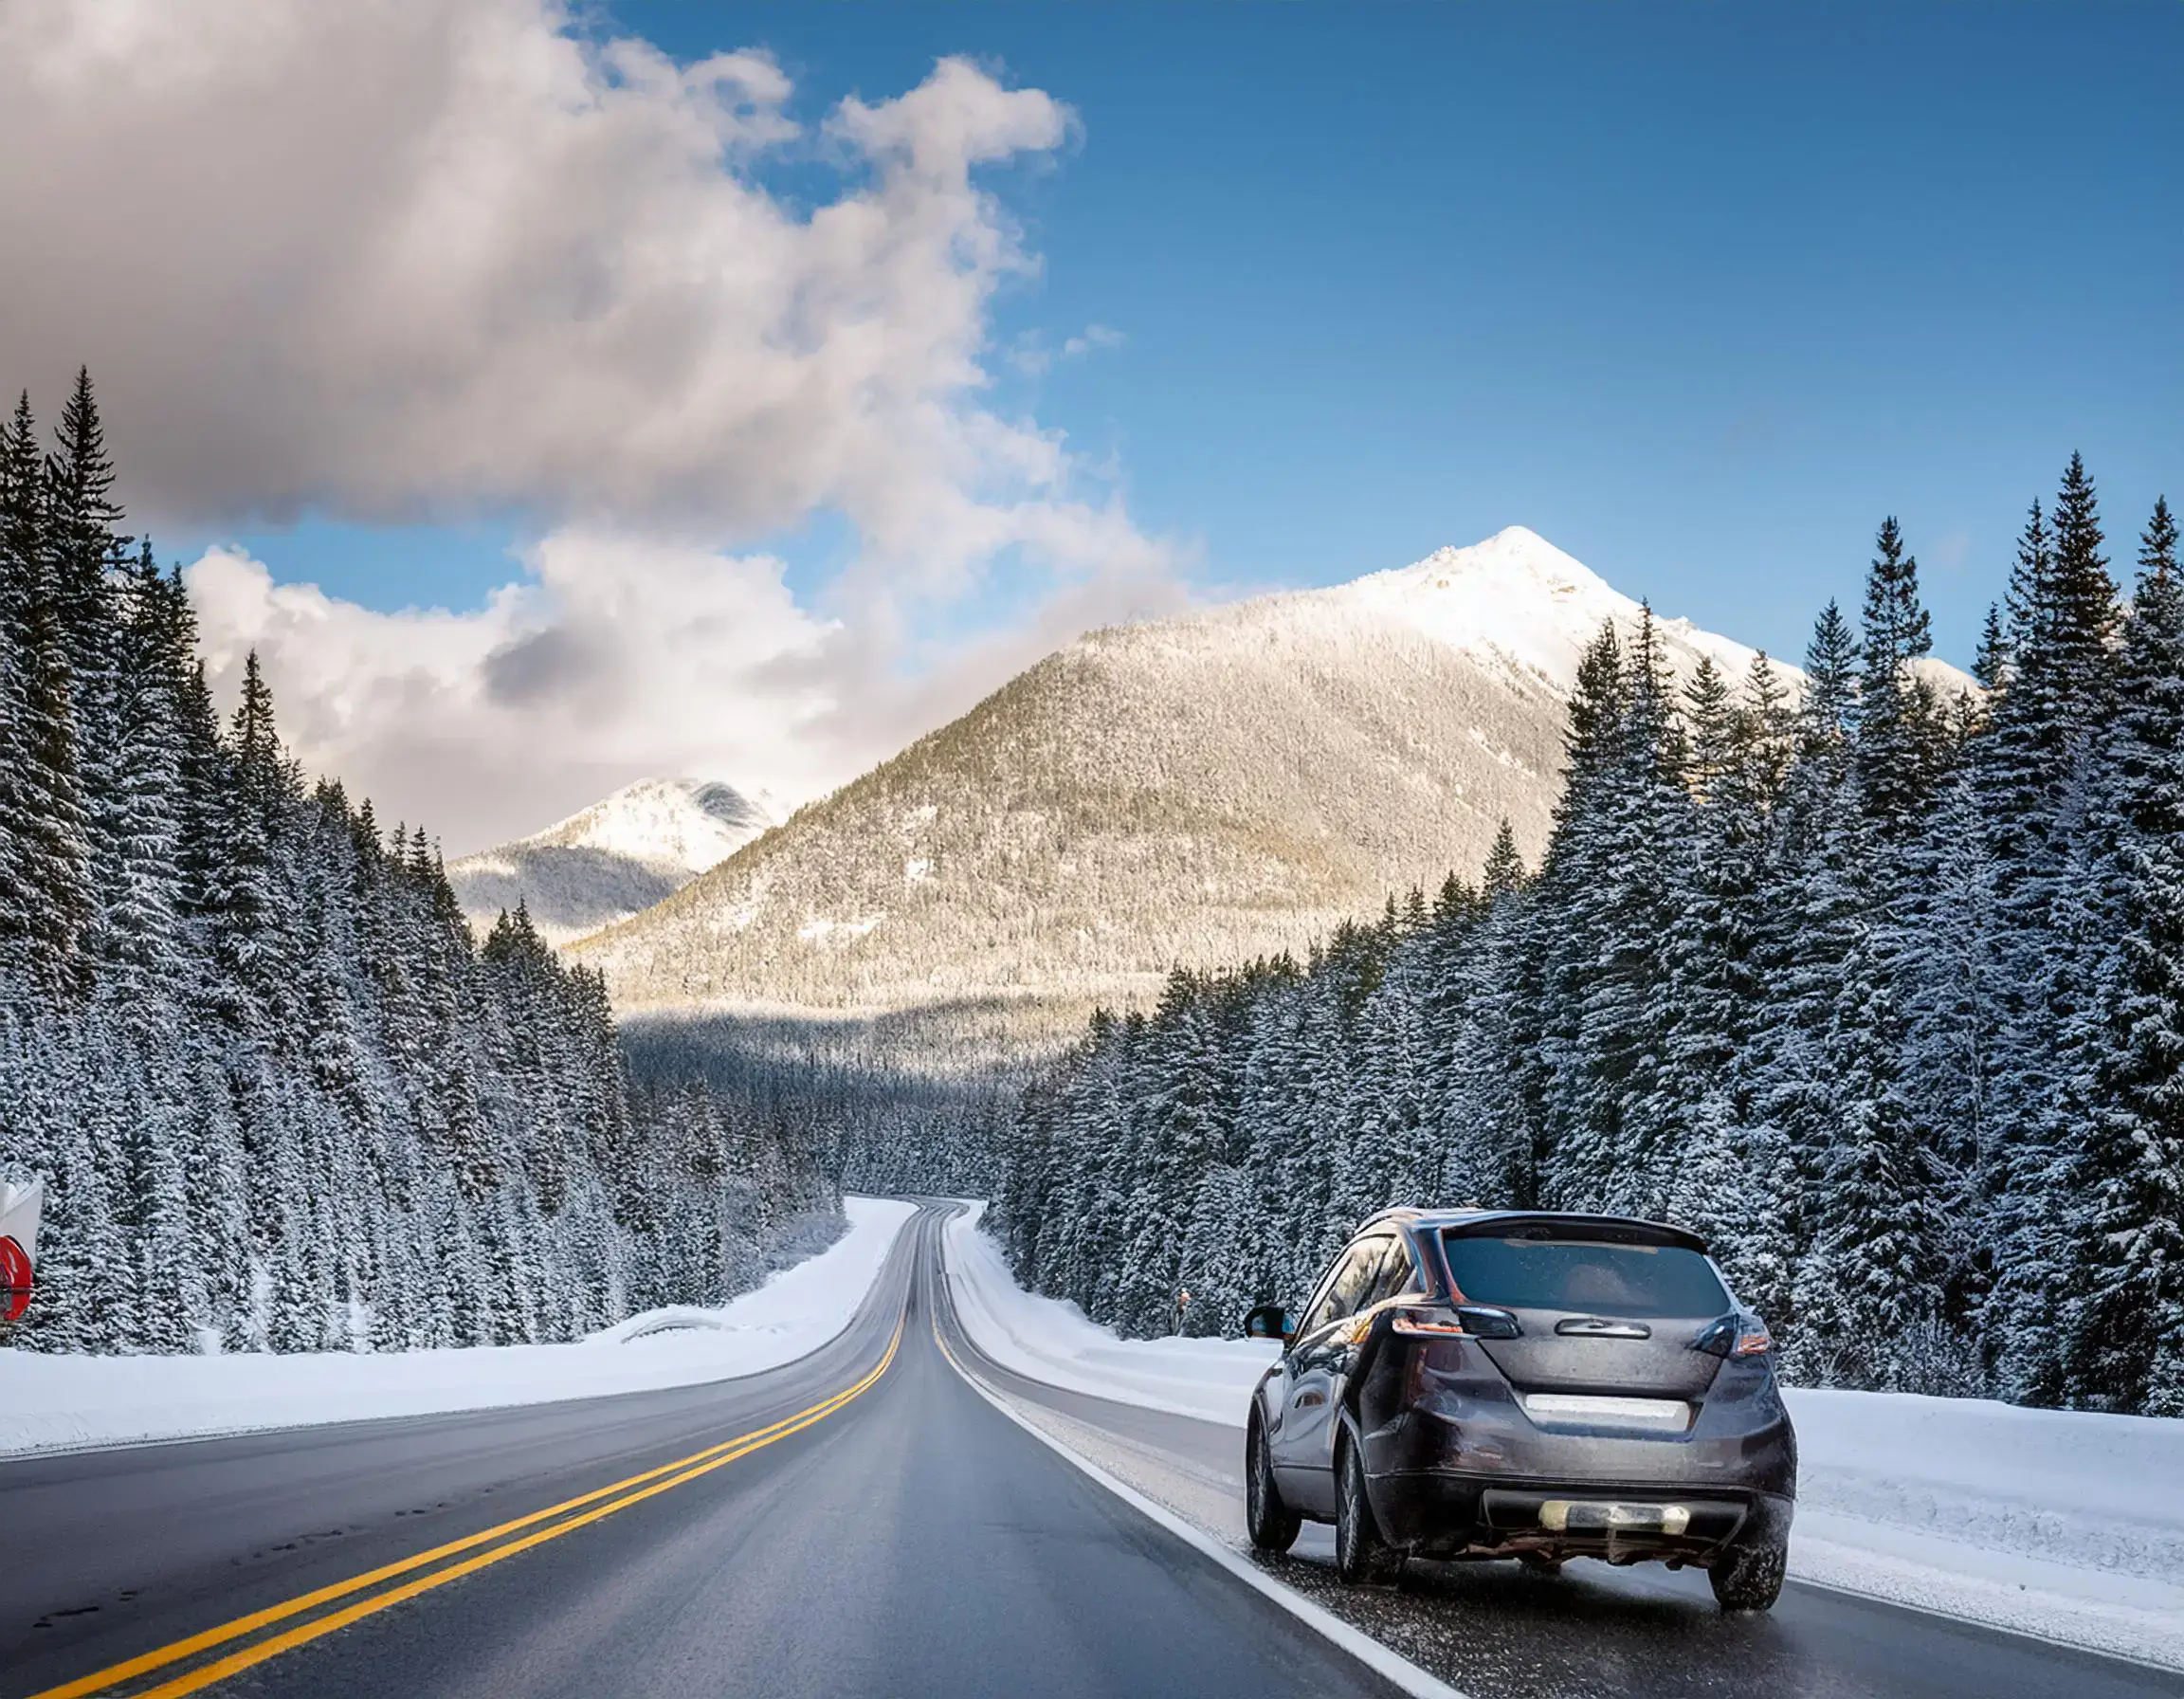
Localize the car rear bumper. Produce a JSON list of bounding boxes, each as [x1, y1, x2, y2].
[[1365, 1348, 1798, 1504]]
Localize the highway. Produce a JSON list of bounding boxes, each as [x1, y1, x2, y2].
[[3, 1202, 2175, 1699]]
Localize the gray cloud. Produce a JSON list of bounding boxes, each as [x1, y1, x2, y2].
[[482, 626, 622, 711]]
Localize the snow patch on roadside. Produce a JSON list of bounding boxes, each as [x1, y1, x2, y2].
[[0, 1197, 914, 1458], [1789, 1388, 2184, 1578], [943, 1202, 1277, 1425], [942, 1204, 2184, 1669]]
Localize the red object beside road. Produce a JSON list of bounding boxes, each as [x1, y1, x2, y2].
[[0, 1233, 30, 1324]]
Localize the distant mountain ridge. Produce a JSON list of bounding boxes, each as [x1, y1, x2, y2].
[[573, 528, 1933, 1052], [449, 777, 775, 945]]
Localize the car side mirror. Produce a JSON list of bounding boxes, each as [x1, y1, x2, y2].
[[1243, 1303, 1295, 1344]]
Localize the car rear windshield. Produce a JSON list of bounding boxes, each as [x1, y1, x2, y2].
[[1440, 1233, 1730, 1319]]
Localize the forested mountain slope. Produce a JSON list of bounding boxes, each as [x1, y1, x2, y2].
[[0, 375, 833, 1357], [992, 468, 2184, 1417], [574, 528, 1805, 1050], [450, 777, 774, 945]]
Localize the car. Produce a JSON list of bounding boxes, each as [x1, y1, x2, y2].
[[1239, 1207, 1796, 1611]]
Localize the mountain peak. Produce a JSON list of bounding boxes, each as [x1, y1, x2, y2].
[[1398, 526, 1608, 595], [1305, 526, 1746, 694], [449, 776, 776, 946], [524, 776, 776, 867]]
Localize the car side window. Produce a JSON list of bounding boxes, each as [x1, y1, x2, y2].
[[1298, 1237, 1390, 1339], [1294, 1255, 1349, 1342], [1295, 1249, 1357, 1341], [1366, 1236, 1417, 1307]]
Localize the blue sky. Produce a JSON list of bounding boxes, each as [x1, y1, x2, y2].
[[192, 1, 2180, 671]]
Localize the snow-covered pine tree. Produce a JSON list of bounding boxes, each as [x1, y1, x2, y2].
[[2062, 498, 2184, 1414], [0, 394, 39, 973], [0, 392, 96, 1002], [1654, 655, 1782, 1307], [93, 543, 187, 986], [1558, 607, 1690, 1215], [1982, 458, 2120, 1402], [1854, 518, 1947, 839], [1531, 623, 1629, 1207], [1740, 603, 1865, 1341]]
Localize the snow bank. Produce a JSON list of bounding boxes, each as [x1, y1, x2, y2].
[[1788, 1387, 2184, 1579], [942, 1203, 1278, 1424], [942, 1206, 2184, 1667], [0, 1197, 914, 1457]]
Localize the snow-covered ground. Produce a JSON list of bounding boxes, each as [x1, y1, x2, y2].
[[0, 1197, 913, 1458], [941, 1206, 2184, 1669], [944, 1203, 1275, 1425]]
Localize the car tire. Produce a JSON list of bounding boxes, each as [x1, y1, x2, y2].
[[1333, 1434, 1399, 1585], [1709, 1530, 1788, 1612], [1244, 1411, 1301, 1554]]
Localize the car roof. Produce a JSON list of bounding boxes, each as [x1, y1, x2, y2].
[[1355, 1207, 1710, 1255]]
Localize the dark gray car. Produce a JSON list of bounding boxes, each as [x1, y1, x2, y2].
[[1240, 1208, 1796, 1610]]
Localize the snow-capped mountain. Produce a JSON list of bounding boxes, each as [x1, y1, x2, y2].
[[571, 529, 1961, 1049], [1320, 523, 1772, 696], [449, 778, 776, 946]]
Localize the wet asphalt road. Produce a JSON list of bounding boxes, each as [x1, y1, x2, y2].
[[1, 1205, 1397, 1699], [3, 1200, 2176, 1699]]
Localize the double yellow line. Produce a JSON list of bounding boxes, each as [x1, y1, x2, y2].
[[32, 1314, 905, 1699]]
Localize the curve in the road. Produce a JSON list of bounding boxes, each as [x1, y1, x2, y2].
[[3, 1206, 1406, 1699]]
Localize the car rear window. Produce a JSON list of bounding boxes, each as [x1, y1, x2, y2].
[[1440, 1233, 1729, 1319]]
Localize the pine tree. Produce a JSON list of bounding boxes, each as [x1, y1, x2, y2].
[[41, 371, 123, 743], [1745, 604, 1865, 1277], [93, 543, 187, 986], [1545, 609, 1690, 1215], [1982, 459, 2121, 1401], [2062, 499, 2184, 1413], [1854, 518, 1943, 837], [1973, 604, 2011, 693], [17, 583, 96, 1000], [0, 393, 46, 973], [1789, 913, 1951, 1391], [1481, 817, 1525, 899]]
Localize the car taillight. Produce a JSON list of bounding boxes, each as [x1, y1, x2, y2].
[[1392, 1304, 1521, 1339], [1696, 1313, 1773, 1358]]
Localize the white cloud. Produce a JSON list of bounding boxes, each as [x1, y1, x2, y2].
[[1007, 322, 1128, 375], [186, 522, 1188, 853], [1065, 324, 1128, 357], [187, 532, 826, 847], [0, 0, 1181, 850]]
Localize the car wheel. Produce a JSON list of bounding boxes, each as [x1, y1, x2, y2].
[[1244, 1412, 1301, 1554], [1709, 1530, 1788, 1613], [1333, 1434, 1399, 1585]]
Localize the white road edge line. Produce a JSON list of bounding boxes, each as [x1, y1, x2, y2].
[[937, 1325, 1472, 1699]]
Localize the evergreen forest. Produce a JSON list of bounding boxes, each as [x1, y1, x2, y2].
[[0, 374, 835, 1356], [991, 458, 2184, 1417]]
